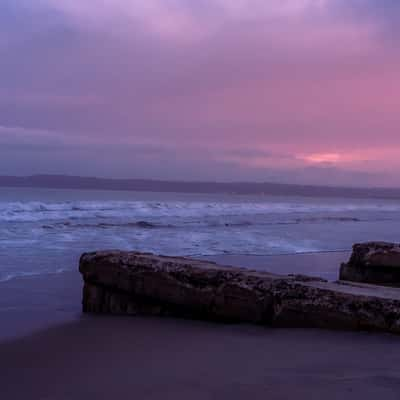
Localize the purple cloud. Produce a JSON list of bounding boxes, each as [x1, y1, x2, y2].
[[1, 0, 400, 186]]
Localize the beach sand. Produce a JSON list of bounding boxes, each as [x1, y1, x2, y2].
[[2, 316, 400, 399], [3, 251, 400, 399]]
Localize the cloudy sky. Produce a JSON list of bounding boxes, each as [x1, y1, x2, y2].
[[1, 0, 399, 186]]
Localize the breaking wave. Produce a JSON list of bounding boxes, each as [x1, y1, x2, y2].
[[0, 200, 398, 223]]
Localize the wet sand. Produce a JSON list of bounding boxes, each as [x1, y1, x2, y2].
[[2, 316, 400, 399], [206, 251, 350, 280], [0, 271, 82, 342], [4, 251, 400, 399]]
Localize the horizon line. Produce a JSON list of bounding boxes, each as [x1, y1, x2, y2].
[[1, 174, 400, 194]]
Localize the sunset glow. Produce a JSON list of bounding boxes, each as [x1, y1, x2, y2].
[[302, 154, 341, 164]]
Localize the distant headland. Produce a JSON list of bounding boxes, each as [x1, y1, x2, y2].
[[1, 174, 400, 200]]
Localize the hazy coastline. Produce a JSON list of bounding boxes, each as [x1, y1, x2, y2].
[[2, 175, 400, 200]]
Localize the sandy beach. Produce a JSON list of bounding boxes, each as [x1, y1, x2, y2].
[[2, 316, 400, 399], [1, 251, 400, 399]]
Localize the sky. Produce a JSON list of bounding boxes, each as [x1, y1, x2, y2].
[[1, 0, 400, 187]]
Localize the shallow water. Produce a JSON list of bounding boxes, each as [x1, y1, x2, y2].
[[1, 187, 399, 282]]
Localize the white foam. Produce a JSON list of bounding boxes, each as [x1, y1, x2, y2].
[[0, 267, 70, 283], [1, 199, 399, 222]]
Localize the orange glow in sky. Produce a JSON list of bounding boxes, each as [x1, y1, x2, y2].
[[302, 153, 341, 164]]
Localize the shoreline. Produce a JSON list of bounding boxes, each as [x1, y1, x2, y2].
[[0, 270, 82, 342], [204, 251, 350, 281], [0, 249, 350, 284]]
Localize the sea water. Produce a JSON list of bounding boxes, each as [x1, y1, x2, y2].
[[1, 187, 400, 282]]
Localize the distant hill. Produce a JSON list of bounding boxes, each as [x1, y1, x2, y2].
[[1, 174, 400, 200]]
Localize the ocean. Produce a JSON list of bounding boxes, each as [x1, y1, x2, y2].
[[1, 186, 400, 283]]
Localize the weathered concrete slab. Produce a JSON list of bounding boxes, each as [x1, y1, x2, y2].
[[340, 242, 400, 287], [80, 251, 400, 334]]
